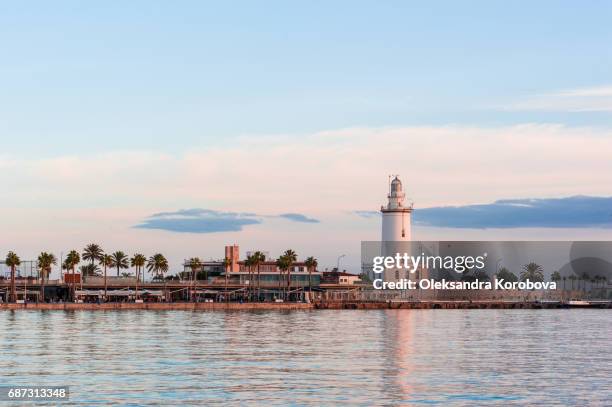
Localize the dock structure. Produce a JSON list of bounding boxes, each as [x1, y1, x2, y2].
[[1, 299, 610, 311]]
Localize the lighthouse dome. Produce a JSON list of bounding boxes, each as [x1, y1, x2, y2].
[[391, 176, 402, 193]]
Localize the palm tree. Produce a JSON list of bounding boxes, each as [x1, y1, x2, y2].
[[37, 252, 56, 302], [130, 253, 146, 301], [5, 251, 21, 303], [186, 257, 202, 301], [130, 253, 146, 282], [147, 254, 169, 301], [495, 267, 518, 283], [79, 264, 100, 276], [551, 271, 561, 290], [283, 250, 297, 300], [569, 274, 577, 290], [82, 244, 103, 267], [251, 251, 266, 300], [99, 254, 114, 299], [147, 253, 169, 280], [595, 275, 604, 289], [520, 262, 544, 282], [245, 255, 255, 300], [305, 256, 318, 293], [275, 255, 290, 300], [562, 276, 567, 291], [186, 258, 201, 282], [581, 272, 590, 291], [65, 250, 80, 301], [110, 251, 129, 277]]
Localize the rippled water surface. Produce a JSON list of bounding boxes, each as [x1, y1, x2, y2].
[[0, 309, 610, 405]]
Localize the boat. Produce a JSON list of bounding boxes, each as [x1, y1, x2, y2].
[[567, 300, 591, 307]]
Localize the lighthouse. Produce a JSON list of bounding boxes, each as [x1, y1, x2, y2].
[[380, 176, 413, 283], [381, 176, 412, 242]]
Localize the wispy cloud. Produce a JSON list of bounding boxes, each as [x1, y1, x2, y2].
[[506, 85, 612, 112], [135, 209, 262, 233], [4, 124, 612, 216], [353, 210, 380, 218], [135, 209, 320, 233], [412, 196, 612, 229], [278, 213, 320, 223]]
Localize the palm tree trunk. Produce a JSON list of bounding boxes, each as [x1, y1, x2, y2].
[[309, 267, 312, 292], [287, 268, 291, 301], [40, 271, 45, 303], [10, 266, 16, 303], [257, 265, 261, 301], [72, 265, 76, 302], [104, 265, 107, 300], [135, 266, 139, 302]]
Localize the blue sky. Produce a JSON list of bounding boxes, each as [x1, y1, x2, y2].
[[1, 1, 611, 273], [2, 1, 612, 156]]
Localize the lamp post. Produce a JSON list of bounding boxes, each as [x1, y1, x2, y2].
[[496, 258, 503, 274], [337, 255, 346, 273]]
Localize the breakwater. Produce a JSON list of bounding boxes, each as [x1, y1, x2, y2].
[[1, 300, 610, 311]]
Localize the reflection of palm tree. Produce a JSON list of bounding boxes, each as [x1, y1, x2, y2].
[[520, 262, 544, 282], [37, 252, 56, 302]]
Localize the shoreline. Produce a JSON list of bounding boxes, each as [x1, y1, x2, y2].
[[0, 302, 314, 311], [1, 300, 609, 310]]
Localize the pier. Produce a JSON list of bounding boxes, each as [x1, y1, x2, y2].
[[1, 299, 610, 311]]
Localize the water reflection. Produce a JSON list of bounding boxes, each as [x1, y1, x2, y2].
[[0, 310, 609, 405]]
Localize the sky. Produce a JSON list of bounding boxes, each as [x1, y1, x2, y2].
[[1, 1, 611, 276]]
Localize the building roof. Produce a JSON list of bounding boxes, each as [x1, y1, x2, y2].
[[323, 271, 359, 277]]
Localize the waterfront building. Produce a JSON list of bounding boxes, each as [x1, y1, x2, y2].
[[224, 245, 322, 290], [321, 271, 362, 285]]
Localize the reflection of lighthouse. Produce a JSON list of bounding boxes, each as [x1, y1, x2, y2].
[[381, 176, 413, 283], [381, 176, 412, 242]]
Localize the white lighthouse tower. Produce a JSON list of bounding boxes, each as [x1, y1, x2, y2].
[[381, 175, 412, 242], [380, 176, 413, 283]]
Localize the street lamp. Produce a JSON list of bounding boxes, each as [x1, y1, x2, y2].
[[337, 254, 346, 273], [496, 258, 503, 274]]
